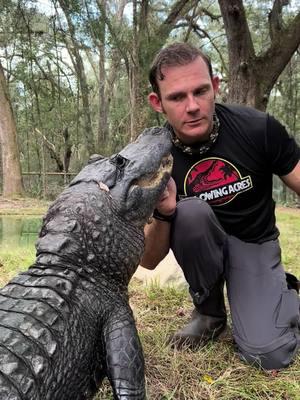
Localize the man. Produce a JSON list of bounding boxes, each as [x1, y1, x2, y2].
[[140, 42, 300, 370]]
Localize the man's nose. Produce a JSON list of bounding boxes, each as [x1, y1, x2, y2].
[[186, 95, 199, 112]]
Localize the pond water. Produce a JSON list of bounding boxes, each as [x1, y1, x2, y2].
[[0, 216, 42, 248]]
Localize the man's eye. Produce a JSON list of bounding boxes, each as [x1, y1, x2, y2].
[[170, 94, 184, 101], [195, 87, 209, 96], [195, 89, 207, 96]]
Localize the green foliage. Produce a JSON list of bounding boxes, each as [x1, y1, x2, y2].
[[268, 52, 300, 139], [0, 1, 299, 200]]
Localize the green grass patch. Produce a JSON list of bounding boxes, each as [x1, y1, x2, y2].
[[276, 208, 300, 277], [0, 207, 299, 399], [0, 247, 35, 287], [95, 275, 300, 399]]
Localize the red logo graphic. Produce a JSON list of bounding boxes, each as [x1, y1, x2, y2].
[[184, 158, 253, 206]]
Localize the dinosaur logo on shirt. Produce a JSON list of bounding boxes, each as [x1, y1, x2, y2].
[[184, 158, 253, 206]]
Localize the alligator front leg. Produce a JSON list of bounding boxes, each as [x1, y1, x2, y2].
[[103, 305, 145, 400]]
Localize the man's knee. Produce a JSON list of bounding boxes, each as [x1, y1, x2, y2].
[[171, 198, 227, 292], [233, 287, 300, 370], [235, 333, 299, 370]]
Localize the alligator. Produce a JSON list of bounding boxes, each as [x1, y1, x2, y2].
[[0, 127, 172, 400]]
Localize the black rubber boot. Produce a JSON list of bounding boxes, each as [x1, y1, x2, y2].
[[170, 279, 227, 349], [286, 272, 300, 294]]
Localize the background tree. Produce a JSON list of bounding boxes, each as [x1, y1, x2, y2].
[[218, 0, 300, 110], [56, 0, 95, 154], [0, 61, 24, 197], [0, 0, 298, 203]]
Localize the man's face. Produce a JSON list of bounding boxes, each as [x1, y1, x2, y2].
[[148, 57, 219, 145]]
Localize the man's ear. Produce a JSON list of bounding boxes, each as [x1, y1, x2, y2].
[[148, 92, 163, 113], [212, 76, 220, 97]]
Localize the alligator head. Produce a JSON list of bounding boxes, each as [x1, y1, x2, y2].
[[70, 126, 173, 228], [36, 126, 173, 274]]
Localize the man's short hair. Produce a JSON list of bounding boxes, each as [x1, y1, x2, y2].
[[149, 42, 213, 96]]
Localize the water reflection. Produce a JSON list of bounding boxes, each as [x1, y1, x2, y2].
[[0, 216, 42, 248]]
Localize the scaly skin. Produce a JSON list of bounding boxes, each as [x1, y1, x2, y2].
[[0, 127, 172, 400]]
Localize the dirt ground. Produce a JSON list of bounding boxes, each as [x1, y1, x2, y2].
[[0, 196, 299, 212], [0, 197, 49, 209], [276, 205, 300, 215], [0, 197, 50, 215]]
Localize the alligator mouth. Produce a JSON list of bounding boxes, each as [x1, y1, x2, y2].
[[131, 154, 173, 189]]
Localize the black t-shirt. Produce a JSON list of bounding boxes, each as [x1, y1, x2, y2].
[[171, 103, 300, 243]]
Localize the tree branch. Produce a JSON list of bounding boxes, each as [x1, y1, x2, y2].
[[218, 0, 255, 73], [189, 21, 229, 75], [96, 0, 130, 75], [260, 9, 300, 86], [197, 6, 221, 20], [157, 0, 196, 38], [35, 128, 64, 172], [33, 55, 66, 94], [268, 0, 289, 41], [183, 3, 198, 42]]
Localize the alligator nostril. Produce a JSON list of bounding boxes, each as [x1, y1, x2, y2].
[[88, 154, 105, 164]]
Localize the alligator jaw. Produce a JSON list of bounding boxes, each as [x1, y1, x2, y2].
[[129, 154, 173, 191]]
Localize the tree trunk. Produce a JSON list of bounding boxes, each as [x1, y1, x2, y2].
[[218, 0, 300, 111], [95, 0, 128, 145], [58, 0, 95, 155], [0, 61, 24, 197], [98, 0, 109, 149], [129, 0, 195, 139], [129, 0, 140, 140]]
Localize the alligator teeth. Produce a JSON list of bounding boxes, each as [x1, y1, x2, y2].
[[137, 154, 173, 189], [98, 182, 110, 192]]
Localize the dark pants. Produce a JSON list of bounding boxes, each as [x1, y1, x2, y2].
[[170, 197, 300, 370]]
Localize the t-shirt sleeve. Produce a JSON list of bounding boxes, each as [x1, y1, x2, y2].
[[266, 115, 300, 176]]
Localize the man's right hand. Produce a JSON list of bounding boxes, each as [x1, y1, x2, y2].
[[141, 177, 176, 269], [156, 177, 177, 216]]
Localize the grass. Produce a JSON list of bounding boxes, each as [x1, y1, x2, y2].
[[96, 277, 300, 400], [276, 208, 300, 277], [0, 207, 299, 399], [0, 247, 36, 287]]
